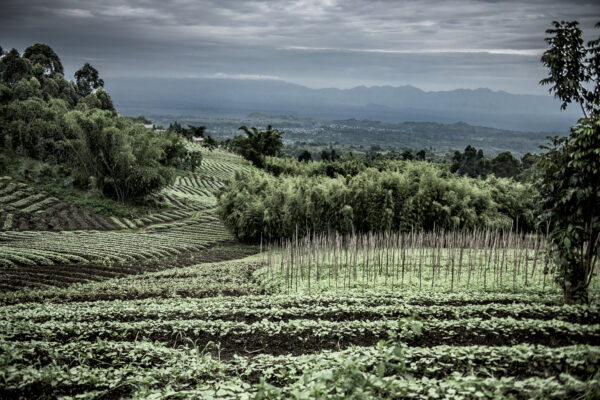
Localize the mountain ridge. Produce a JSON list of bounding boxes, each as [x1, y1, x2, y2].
[[106, 77, 580, 132]]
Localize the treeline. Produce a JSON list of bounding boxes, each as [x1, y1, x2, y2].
[[264, 155, 371, 177], [263, 149, 446, 178], [217, 161, 535, 242], [451, 145, 537, 181], [274, 144, 532, 181], [0, 44, 195, 202]]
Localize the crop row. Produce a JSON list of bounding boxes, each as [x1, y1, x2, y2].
[[161, 187, 217, 209], [2, 317, 598, 352], [0, 247, 88, 267], [258, 373, 599, 400], [234, 343, 600, 384], [0, 213, 232, 267], [0, 172, 222, 234], [2, 342, 597, 399], [3, 340, 598, 383], [169, 182, 213, 198], [0, 259, 262, 304], [197, 160, 243, 181], [2, 298, 597, 324], [0, 180, 122, 231], [0, 268, 565, 305], [172, 175, 222, 192]]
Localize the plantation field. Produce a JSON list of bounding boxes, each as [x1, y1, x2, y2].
[[259, 231, 580, 295], [1, 145, 598, 399], [0, 257, 599, 399], [0, 146, 255, 290], [0, 177, 126, 231]]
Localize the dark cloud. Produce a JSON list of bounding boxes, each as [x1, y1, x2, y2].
[[1, 0, 598, 94]]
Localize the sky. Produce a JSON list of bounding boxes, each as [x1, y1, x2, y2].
[[1, 0, 598, 94]]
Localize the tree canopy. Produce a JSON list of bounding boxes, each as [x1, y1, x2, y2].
[[536, 20, 600, 304], [231, 125, 284, 167], [23, 43, 64, 76], [74, 63, 105, 96], [540, 21, 600, 117], [450, 145, 524, 180], [0, 43, 194, 202]]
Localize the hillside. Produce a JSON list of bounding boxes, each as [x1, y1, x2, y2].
[[2, 88, 599, 400], [0, 143, 256, 289]]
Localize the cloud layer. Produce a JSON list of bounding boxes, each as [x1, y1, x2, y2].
[[1, 0, 598, 94]]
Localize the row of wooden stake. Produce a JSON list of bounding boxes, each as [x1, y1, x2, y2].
[[260, 229, 554, 293]]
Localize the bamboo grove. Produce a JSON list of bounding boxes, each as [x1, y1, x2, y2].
[[261, 229, 565, 293], [217, 162, 536, 242]]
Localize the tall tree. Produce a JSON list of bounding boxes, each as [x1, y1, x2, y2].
[[537, 20, 600, 304], [451, 145, 491, 178], [298, 150, 312, 162], [540, 21, 600, 117], [233, 125, 284, 167], [74, 63, 104, 96], [491, 151, 521, 178], [22, 43, 63, 76], [0, 49, 32, 86]]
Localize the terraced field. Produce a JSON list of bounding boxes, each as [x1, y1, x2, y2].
[[0, 258, 598, 399], [157, 145, 250, 212], [0, 177, 125, 231], [0, 146, 254, 289], [1, 143, 598, 398]]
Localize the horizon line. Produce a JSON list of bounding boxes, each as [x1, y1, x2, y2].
[[104, 76, 553, 97]]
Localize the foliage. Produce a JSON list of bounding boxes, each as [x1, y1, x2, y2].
[[157, 129, 190, 167], [297, 149, 312, 162], [231, 125, 284, 167], [124, 115, 152, 124], [320, 147, 341, 161], [0, 49, 32, 86], [451, 145, 525, 179], [63, 108, 175, 202], [0, 43, 191, 202], [540, 21, 600, 117], [74, 62, 104, 96], [263, 155, 369, 178], [537, 21, 600, 304], [269, 148, 529, 182], [22, 43, 64, 76], [536, 118, 600, 304], [167, 121, 217, 150], [7, 297, 595, 325], [0, 276, 598, 398], [217, 162, 536, 241]]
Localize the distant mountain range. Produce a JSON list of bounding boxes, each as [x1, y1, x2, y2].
[[106, 77, 580, 133]]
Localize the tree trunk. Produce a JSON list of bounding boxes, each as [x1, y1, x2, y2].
[[564, 281, 589, 304], [563, 263, 590, 304]]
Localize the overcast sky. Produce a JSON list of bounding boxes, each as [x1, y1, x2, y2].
[[1, 0, 598, 94]]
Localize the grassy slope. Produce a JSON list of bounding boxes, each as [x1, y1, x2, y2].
[[0, 143, 256, 289]]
